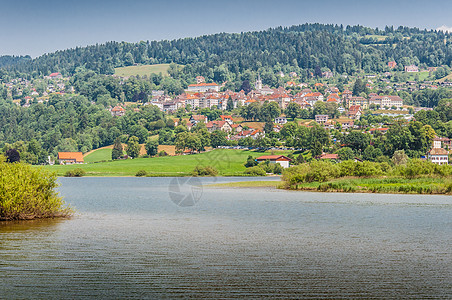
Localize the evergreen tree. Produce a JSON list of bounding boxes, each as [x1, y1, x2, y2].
[[111, 137, 123, 160]]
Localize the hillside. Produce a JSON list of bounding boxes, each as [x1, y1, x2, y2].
[[2, 24, 450, 79]]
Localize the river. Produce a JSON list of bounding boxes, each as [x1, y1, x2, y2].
[[1, 177, 451, 298]]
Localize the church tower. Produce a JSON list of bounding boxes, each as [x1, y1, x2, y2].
[[255, 74, 262, 90]]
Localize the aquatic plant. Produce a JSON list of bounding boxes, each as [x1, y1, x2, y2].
[[0, 157, 71, 220]]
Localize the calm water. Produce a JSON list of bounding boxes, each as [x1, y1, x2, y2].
[[1, 177, 451, 299]]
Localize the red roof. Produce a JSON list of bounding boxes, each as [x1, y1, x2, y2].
[[49, 72, 60, 77], [320, 153, 338, 159], [112, 106, 125, 112], [220, 115, 232, 120], [255, 155, 292, 162], [58, 152, 84, 162], [188, 83, 219, 87]]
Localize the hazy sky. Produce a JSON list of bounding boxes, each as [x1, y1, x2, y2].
[[1, 0, 451, 57]]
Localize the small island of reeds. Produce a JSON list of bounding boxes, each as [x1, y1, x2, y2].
[[0, 157, 71, 221], [281, 159, 452, 195]]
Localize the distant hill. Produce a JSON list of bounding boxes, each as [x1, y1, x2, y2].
[[1, 24, 450, 78]]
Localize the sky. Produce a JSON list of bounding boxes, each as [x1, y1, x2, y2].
[[1, 0, 451, 58]]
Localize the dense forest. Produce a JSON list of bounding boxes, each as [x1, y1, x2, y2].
[[1, 24, 451, 81]]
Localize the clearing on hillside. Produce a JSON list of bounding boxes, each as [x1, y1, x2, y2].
[[114, 64, 182, 77], [437, 73, 452, 83]]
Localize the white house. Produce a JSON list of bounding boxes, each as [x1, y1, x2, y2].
[[274, 116, 288, 125], [427, 139, 449, 165], [255, 155, 292, 168]]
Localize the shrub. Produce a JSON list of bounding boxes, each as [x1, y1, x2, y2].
[[0, 157, 71, 220], [244, 166, 267, 176], [244, 155, 258, 168], [135, 170, 148, 177], [192, 165, 218, 176], [304, 160, 339, 182], [64, 168, 86, 177], [158, 150, 168, 157], [354, 161, 383, 177]]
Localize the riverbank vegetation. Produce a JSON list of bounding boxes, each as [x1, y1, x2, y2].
[[282, 159, 452, 194], [0, 157, 71, 220]]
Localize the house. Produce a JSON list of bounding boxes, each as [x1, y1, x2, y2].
[[348, 105, 362, 120], [111, 106, 125, 117], [388, 61, 397, 68], [315, 115, 329, 124], [427, 147, 449, 165], [347, 96, 368, 109], [427, 138, 449, 165], [336, 119, 354, 130], [319, 153, 339, 160], [196, 76, 205, 84], [369, 95, 403, 108], [187, 82, 220, 93], [274, 115, 288, 125], [58, 152, 84, 164], [434, 137, 451, 149], [220, 115, 233, 124], [342, 90, 353, 102], [255, 155, 292, 168], [231, 124, 243, 133], [369, 127, 389, 134], [49, 72, 63, 79], [405, 65, 419, 73], [189, 115, 208, 124], [205, 120, 232, 133]]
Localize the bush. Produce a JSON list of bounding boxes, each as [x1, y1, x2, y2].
[[304, 160, 339, 182], [64, 168, 86, 177], [135, 170, 148, 177], [258, 161, 284, 174], [244, 166, 267, 176], [0, 157, 71, 220], [192, 165, 218, 176], [158, 150, 168, 157]]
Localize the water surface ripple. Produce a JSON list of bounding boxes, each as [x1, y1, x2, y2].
[[1, 177, 451, 299]]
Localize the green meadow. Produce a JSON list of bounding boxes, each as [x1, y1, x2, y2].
[[83, 148, 112, 163], [46, 149, 292, 177]]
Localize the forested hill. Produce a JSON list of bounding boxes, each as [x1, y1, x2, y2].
[[2, 24, 451, 78], [0, 55, 31, 68]]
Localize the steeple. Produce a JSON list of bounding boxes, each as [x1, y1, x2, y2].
[[255, 74, 262, 90]]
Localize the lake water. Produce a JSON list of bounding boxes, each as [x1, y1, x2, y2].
[[1, 177, 451, 299]]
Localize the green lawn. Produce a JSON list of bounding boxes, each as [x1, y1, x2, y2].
[[84, 148, 112, 163], [406, 71, 430, 81], [45, 149, 292, 177], [114, 64, 180, 77]]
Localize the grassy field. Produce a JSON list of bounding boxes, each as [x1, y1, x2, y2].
[[437, 73, 452, 83], [406, 71, 430, 81], [46, 149, 292, 177], [84, 148, 113, 163], [114, 64, 179, 77]]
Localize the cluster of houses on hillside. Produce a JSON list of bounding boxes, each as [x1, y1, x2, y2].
[[140, 78, 409, 120], [187, 114, 264, 140]]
